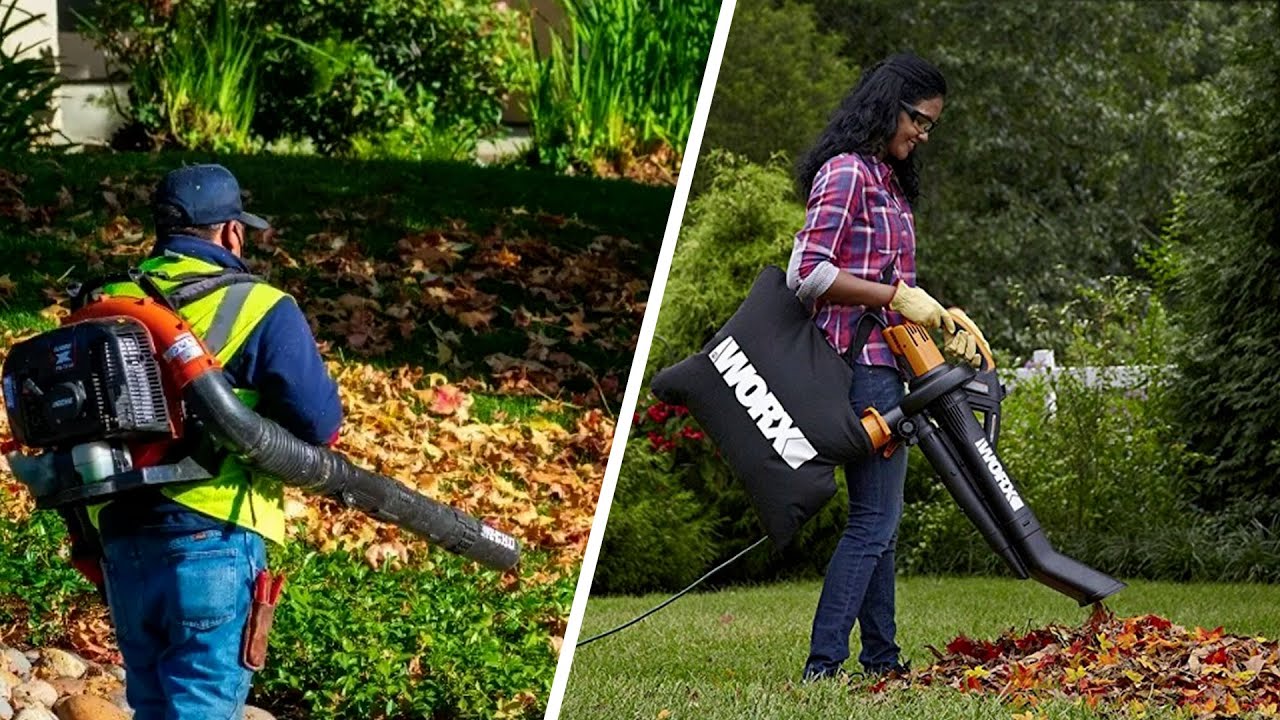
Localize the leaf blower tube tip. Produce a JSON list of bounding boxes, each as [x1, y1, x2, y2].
[[184, 371, 520, 570], [930, 387, 1123, 605]]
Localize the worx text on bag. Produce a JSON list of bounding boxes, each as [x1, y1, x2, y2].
[[1, 290, 520, 571], [651, 266, 1124, 606]]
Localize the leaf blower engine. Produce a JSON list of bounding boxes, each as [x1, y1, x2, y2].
[[1, 296, 519, 571]]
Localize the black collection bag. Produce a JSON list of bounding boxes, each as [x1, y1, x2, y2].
[[650, 266, 873, 548]]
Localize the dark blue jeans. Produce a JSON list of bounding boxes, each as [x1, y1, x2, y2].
[[101, 524, 264, 720], [804, 363, 907, 679]]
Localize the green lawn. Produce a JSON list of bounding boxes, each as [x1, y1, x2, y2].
[[563, 576, 1280, 719]]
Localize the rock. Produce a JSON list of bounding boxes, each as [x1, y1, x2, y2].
[[243, 707, 275, 720], [104, 689, 126, 716], [78, 677, 119, 701], [14, 708, 56, 720], [53, 695, 129, 720], [18, 655, 35, 668], [0, 651, 30, 681], [10, 680, 57, 710], [0, 670, 17, 699], [36, 653, 85, 682], [0, 699, 12, 720], [44, 680, 84, 699], [100, 668, 123, 686]]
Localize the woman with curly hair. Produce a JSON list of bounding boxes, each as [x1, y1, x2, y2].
[[788, 52, 983, 681]]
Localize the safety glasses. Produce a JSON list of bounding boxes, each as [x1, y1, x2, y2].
[[899, 100, 939, 134]]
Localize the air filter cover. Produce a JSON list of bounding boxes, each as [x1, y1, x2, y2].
[[2, 318, 172, 448]]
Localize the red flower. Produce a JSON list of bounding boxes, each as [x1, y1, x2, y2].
[[646, 403, 670, 423], [672, 404, 690, 417], [680, 426, 705, 441]]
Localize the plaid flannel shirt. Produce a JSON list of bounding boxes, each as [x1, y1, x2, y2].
[[786, 152, 917, 368]]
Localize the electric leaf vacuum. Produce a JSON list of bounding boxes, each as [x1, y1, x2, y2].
[[651, 266, 1124, 606], [1, 294, 520, 571]]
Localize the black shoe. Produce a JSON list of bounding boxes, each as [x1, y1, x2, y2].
[[863, 659, 911, 677]]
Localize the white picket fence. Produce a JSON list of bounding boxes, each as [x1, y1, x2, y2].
[[1001, 349, 1173, 416]]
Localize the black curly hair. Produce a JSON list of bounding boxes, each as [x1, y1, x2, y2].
[[795, 52, 947, 205]]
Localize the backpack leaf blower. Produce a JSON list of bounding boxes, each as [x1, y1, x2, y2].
[[1, 295, 520, 571], [651, 266, 1123, 606]]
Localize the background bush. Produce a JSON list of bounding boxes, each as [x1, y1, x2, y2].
[[1162, 6, 1280, 526], [591, 437, 719, 594], [701, 1, 853, 166], [253, 0, 520, 157], [81, 0, 521, 158], [647, 151, 801, 373]]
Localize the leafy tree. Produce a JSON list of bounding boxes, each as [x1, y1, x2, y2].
[[705, 0, 1248, 356], [702, 1, 854, 165], [1164, 4, 1280, 519]]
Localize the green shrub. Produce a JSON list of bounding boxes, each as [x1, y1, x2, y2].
[[592, 437, 719, 595], [0, 0, 61, 152], [257, 542, 570, 719], [78, 0, 520, 156], [1163, 4, 1280, 521], [511, 0, 718, 172], [0, 488, 570, 719], [0, 508, 98, 646], [647, 151, 803, 374], [702, 1, 854, 164], [254, 0, 522, 157]]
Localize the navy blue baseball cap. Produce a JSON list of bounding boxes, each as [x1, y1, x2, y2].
[[152, 164, 269, 230]]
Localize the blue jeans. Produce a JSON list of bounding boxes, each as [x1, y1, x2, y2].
[[804, 364, 907, 678], [101, 524, 265, 720]]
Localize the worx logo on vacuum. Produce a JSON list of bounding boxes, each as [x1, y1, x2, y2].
[[973, 437, 1025, 511], [708, 336, 817, 469]]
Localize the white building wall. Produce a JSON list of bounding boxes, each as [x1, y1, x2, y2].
[[8, 0, 62, 134]]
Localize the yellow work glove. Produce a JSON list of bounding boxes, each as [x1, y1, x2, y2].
[[943, 307, 992, 368], [943, 328, 981, 367], [888, 281, 956, 334]]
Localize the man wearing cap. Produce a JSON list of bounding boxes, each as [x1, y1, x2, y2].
[[90, 164, 342, 719]]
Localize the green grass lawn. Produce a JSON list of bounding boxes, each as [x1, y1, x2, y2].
[[563, 576, 1280, 719]]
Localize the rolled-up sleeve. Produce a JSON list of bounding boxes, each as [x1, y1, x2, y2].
[[786, 157, 862, 305]]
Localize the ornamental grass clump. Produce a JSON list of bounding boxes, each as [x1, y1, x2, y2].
[[156, 0, 259, 152], [514, 0, 719, 176]]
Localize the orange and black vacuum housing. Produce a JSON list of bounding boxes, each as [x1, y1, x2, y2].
[[652, 266, 1124, 606]]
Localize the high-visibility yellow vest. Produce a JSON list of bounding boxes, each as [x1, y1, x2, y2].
[[89, 251, 291, 544]]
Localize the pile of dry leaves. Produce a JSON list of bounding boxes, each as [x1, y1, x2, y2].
[[875, 606, 1280, 717]]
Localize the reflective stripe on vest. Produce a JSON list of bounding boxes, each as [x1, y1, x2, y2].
[[88, 252, 292, 544]]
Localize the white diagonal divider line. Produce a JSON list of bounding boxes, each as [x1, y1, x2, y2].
[[541, 1, 740, 717]]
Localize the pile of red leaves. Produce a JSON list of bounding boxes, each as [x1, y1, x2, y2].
[[880, 606, 1280, 717]]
